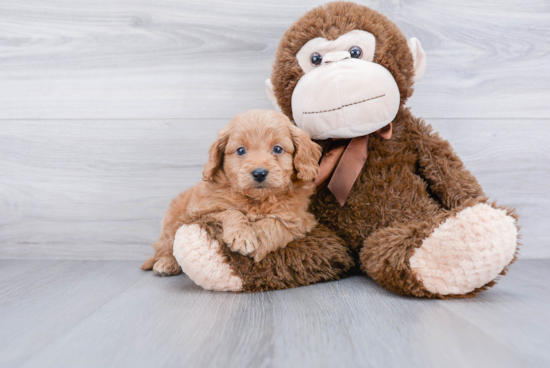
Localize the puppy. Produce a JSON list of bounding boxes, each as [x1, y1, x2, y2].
[[141, 109, 322, 276]]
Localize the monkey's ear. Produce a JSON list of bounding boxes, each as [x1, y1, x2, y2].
[[265, 79, 282, 112], [202, 127, 229, 181], [407, 38, 427, 83]]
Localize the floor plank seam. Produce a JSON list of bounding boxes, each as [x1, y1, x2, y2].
[[437, 299, 522, 353], [13, 270, 149, 368]]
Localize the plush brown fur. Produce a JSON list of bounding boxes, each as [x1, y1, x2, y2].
[[186, 2, 518, 297], [161, 2, 519, 298], [141, 109, 322, 274]]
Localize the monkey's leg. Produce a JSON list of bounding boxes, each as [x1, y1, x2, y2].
[[360, 203, 519, 299], [173, 221, 354, 292]]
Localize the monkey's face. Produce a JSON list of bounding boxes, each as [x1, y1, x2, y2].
[[266, 3, 427, 141], [292, 30, 401, 140]]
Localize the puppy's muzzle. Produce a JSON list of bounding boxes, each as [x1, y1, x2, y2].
[[252, 168, 269, 183]]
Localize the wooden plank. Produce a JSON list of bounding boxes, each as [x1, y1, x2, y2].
[[0, 260, 62, 283], [261, 278, 525, 368], [0, 260, 145, 368], [14, 262, 532, 368], [1, 119, 548, 260], [0, 0, 300, 120], [440, 259, 550, 365], [0, 119, 225, 260], [0, 0, 549, 120]]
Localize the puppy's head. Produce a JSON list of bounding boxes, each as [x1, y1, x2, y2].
[[203, 109, 321, 198]]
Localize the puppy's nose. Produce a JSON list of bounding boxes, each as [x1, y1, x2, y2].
[[252, 168, 268, 183]]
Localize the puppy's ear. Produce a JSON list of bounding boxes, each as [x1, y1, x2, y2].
[[288, 124, 322, 181], [203, 127, 230, 181]]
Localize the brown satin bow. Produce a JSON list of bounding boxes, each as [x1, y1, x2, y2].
[[314, 123, 393, 206]]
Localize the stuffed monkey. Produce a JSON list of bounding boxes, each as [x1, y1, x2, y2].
[[170, 2, 519, 298]]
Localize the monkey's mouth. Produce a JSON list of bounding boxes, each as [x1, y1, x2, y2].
[[303, 94, 385, 115]]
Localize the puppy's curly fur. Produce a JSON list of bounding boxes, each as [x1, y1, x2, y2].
[[141, 109, 322, 275]]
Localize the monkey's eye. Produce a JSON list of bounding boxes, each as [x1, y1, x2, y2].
[[236, 147, 247, 156], [272, 145, 284, 155], [310, 52, 322, 67], [349, 46, 362, 59]]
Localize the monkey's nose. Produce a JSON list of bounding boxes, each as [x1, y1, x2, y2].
[[252, 168, 269, 183], [323, 51, 351, 63]]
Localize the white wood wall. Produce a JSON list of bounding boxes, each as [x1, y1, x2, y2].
[[1, 0, 549, 260]]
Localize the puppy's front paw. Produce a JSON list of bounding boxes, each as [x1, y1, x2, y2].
[[153, 256, 182, 276], [251, 247, 268, 263], [224, 228, 258, 256]]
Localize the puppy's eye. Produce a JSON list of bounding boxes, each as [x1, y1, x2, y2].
[[272, 145, 284, 155], [310, 52, 322, 67], [236, 147, 247, 156], [349, 46, 362, 59]]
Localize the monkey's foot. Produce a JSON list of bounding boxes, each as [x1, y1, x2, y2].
[[173, 224, 243, 292], [410, 203, 518, 295]]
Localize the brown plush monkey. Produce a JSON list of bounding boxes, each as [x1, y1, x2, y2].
[[172, 2, 520, 298]]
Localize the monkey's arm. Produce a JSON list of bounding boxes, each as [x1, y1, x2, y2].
[[412, 120, 486, 209], [173, 220, 353, 292]]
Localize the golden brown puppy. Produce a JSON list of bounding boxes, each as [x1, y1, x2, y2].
[[141, 109, 322, 276]]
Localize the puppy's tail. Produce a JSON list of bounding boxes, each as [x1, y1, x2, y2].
[[140, 255, 156, 270]]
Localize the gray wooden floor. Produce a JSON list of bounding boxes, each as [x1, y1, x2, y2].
[[0, 259, 548, 368]]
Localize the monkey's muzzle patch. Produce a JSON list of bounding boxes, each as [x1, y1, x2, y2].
[[302, 94, 386, 115], [291, 58, 400, 140]]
